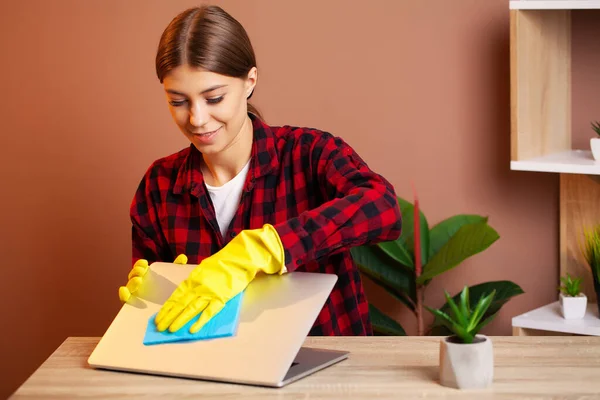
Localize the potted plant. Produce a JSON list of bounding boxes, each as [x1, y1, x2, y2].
[[582, 224, 600, 316], [426, 286, 495, 389], [591, 121, 600, 161], [558, 273, 587, 319], [350, 186, 524, 336]]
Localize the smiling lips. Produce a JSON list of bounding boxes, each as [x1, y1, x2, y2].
[[191, 126, 221, 143], [192, 127, 220, 136]]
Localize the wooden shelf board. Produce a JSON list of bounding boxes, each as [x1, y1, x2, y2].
[[510, 149, 600, 175], [510, 1, 600, 9], [512, 301, 600, 335]]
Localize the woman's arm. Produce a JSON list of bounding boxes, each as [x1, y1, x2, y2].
[[274, 133, 402, 272]]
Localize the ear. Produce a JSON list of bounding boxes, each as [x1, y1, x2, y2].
[[245, 67, 258, 98]]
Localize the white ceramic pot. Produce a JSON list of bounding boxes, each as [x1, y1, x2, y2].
[[591, 138, 600, 161], [439, 335, 493, 390], [559, 292, 587, 319]]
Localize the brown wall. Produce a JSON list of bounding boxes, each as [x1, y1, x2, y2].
[[1, 1, 598, 397], [572, 10, 600, 148]]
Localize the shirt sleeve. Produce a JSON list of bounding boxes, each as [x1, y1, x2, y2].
[[273, 134, 402, 272], [130, 165, 171, 267]]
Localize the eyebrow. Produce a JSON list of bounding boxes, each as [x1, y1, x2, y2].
[[166, 84, 227, 96]]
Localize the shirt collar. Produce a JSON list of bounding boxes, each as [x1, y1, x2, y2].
[[173, 113, 279, 196]]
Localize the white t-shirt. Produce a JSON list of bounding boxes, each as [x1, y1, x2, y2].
[[204, 160, 251, 238]]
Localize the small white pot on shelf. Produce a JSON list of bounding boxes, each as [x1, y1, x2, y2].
[[559, 292, 587, 319], [590, 138, 600, 161], [439, 335, 493, 390]]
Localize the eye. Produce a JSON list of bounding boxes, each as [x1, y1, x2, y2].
[[206, 96, 224, 105], [169, 100, 187, 107]]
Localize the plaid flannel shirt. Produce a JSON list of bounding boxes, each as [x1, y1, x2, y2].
[[130, 114, 402, 335]]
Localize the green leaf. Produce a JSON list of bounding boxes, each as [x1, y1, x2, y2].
[[442, 281, 523, 319], [350, 245, 416, 309], [428, 281, 524, 335], [361, 270, 416, 313], [583, 225, 600, 281], [458, 334, 474, 343], [417, 221, 499, 284], [592, 120, 600, 136], [559, 273, 583, 297], [459, 285, 470, 317], [428, 215, 489, 260], [467, 290, 495, 332], [425, 306, 457, 332], [377, 240, 414, 271], [445, 290, 468, 327], [369, 304, 406, 336], [449, 319, 472, 342], [365, 274, 416, 312], [426, 306, 473, 343], [396, 196, 430, 267], [472, 311, 497, 334]]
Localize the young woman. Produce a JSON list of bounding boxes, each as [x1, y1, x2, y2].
[[119, 5, 402, 336]]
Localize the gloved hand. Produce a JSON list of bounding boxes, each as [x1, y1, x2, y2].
[[118, 254, 188, 302], [154, 224, 286, 334]]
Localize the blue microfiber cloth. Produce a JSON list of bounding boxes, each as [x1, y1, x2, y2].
[[143, 292, 244, 345]]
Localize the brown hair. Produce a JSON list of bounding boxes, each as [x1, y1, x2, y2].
[[155, 6, 263, 120]]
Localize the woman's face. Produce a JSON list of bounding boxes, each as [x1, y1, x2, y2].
[[162, 64, 257, 156]]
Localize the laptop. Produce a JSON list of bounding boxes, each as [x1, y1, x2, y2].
[[88, 262, 349, 387]]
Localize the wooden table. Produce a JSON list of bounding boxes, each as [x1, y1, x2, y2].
[[11, 336, 600, 399]]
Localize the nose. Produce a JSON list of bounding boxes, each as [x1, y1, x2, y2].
[[189, 101, 209, 127]]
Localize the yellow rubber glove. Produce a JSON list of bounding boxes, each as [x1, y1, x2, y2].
[[154, 224, 286, 334], [118, 254, 188, 302]]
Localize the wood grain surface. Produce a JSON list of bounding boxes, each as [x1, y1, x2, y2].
[[561, 173, 600, 302], [11, 336, 600, 399], [510, 9, 571, 162]]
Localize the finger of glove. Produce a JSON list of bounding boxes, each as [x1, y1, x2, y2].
[[170, 298, 211, 333], [155, 301, 185, 332], [154, 281, 193, 325], [190, 300, 225, 334], [127, 265, 148, 281], [125, 276, 143, 294], [155, 290, 197, 331], [173, 254, 188, 265], [133, 259, 149, 269], [118, 286, 131, 302]]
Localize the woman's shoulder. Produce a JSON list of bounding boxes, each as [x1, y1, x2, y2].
[[263, 121, 367, 167], [267, 122, 361, 158], [269, 123, 338, 148]]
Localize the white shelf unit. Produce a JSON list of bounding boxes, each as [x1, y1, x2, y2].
[[512, 301, 600, 336], [510, 2, 600, 336], [510, 1, 600, 9], [510, 150, 600, 175]]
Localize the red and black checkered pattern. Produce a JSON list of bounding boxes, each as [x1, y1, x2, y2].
[[130, 114, 402, 336]]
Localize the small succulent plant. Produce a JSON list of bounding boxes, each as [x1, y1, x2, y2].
[[583, 224, 600, 283], [425, 286, 496, 344], [559, 273, 582, 297], [592, 121, 600, 137]]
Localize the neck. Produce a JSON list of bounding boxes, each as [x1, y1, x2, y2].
[[201, 116, 253, 187]]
